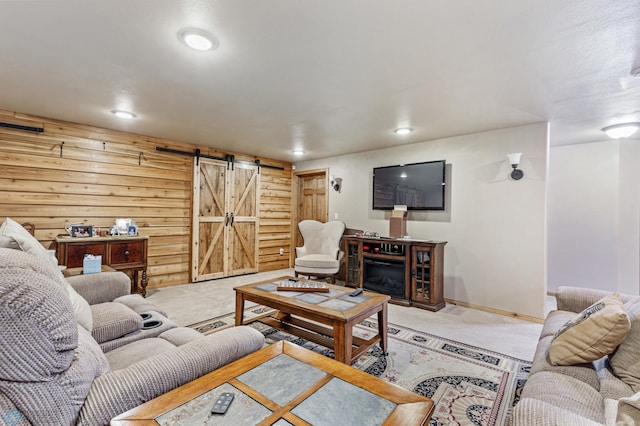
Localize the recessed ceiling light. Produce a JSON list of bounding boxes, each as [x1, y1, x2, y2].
[[111, 110, 136, 119], [178, 28, 219, 51], [292, 150, 305, 156], [394, 127, 413, 135], [601, 123, 640, 139]]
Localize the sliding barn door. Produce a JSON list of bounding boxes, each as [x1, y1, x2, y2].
[[193, 159, 227, 281], [192, 158, 260, 282], [227, 162, 260, 276]]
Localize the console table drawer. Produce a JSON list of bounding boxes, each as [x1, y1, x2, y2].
[[110, 241, 145, 264], [65, 243, 106, 268]]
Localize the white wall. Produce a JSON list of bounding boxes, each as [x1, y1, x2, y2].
[[617, 139, 640, 294], [548, 139, 640, 295], [547, 142, 619, 292], [296, 123, 549, 319]]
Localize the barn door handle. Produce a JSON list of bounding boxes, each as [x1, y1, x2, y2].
[[225, 213, 230, 226], [230, 212, 234, 226]]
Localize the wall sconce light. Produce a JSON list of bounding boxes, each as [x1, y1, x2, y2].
[[330, 175, 342, 192], [507, 153, 524, 180], [601, 123, 640, 139]]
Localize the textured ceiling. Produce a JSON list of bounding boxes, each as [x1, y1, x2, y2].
[[1, 1, 639, 161]]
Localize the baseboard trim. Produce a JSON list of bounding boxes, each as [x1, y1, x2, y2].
[[444, 298, 545, 324]]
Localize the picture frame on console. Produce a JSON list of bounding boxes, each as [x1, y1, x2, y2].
[[71, 225, 92, 237], [115, 218, 132, 234]]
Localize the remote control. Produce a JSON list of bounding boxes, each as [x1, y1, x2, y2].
[[349, 288, 363, 297], [288, 277, 299, 282], [211, 392, 234, 415]]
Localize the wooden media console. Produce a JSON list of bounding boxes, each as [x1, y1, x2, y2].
[[343, 236, 447, 311]]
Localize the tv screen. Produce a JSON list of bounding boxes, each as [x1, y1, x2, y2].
[[373, 160, 446, 210]]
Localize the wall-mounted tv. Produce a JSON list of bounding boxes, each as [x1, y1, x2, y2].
[[372, 160, 446, 210]]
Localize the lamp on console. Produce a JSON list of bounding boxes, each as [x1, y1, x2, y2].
[[507, 153, 524, 180]]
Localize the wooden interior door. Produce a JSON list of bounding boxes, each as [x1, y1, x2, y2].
[[227, 162, 260, 276], [192, 158, 227, 281], [292, 169, 328, 249]]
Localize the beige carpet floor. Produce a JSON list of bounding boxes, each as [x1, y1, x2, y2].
[[146, 269, 547, 361]]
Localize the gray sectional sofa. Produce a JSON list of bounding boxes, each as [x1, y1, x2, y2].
[[512, 286, 640, 425], [0, 218, 264, 425]]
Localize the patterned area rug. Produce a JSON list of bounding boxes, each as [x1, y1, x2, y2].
[[189, 305, 531, 426]]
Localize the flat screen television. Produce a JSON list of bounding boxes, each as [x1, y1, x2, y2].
[[372, 160, 446, 210]]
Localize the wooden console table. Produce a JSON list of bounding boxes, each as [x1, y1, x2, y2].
[[55, 235, 149, 296], [343, 236, 447, 311]]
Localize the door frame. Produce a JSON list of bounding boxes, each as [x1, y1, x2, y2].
[[290, 168, 329, 262]]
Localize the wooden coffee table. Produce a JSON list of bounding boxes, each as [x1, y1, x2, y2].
[[235, 276, 390, 365], [111, 341, 434, 425]]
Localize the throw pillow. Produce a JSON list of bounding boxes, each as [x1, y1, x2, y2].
[[0, 217, 93, 331], [0, 217, 60, 273], [548, 293, 630, 366], [610, 297, 640, 392]]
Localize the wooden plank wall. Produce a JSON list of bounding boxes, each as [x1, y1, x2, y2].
[[259, 167, 293, 270], [0, 109, 292, 289]]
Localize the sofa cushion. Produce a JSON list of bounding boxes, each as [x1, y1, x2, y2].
[[610, 297, 640, 392], [115, 293, 169, 317], [67, 271, 131, 305], [54, 326, 110, 409], [105, 337, 176, 371], [0, 217, 93, 331], [295, 254, 339, 269], [78, 326, 265, 425], [512, 397, 607, 426], [159, 327, 206, 346], [617, 392, 640, 425], [0, 325, 110, 426], [0, 248, 77, 381], [520, 371, 606, 424], [77, 325, 111, 376], [540, 310, 575, 339], [549, 293, 630, 366], [91, 302, 143, 344], [592, 357, 635, 400]]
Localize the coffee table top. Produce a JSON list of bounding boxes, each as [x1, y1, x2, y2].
[[235, 277, 390, 321], [111, 341, 433, 425]]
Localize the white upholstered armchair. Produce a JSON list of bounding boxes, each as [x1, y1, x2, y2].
[[294, 220, 346, 283]]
